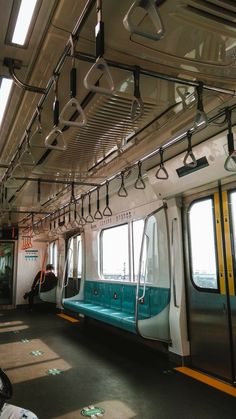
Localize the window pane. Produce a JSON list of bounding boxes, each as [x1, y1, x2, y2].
[[133, 219, 144, 281], [102, 224, 129, 280], [49, 241, 58, 276], [189, 199, 218, 289], [142, 209, 169, 287], [68, 235, 82, 278], [68, 239, 74, 277], [77, 236, 82, 277]]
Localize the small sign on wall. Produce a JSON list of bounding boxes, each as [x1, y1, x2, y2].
[[24, 249, 39, 261]]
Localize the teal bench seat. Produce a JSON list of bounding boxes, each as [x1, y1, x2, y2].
[[63, 280, 170, 334]]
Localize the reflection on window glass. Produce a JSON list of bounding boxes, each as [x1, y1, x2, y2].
[[102, 224, 129, 280], [133, 219, 144, 281], [230, 192, 236, 266], [77, 236, 82, 277], [141, 209, 169, 287], [189, 199, 218, 289], [68, 235, 82, 278], [49, 241, 58, 276]]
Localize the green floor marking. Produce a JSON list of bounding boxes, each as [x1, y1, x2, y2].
[[81, 406, 105, 417], [21, 338, 30, 343], [46, 368, 62, 375], [30, 350, 44, 356]]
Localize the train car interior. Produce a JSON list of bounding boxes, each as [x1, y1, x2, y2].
[[0, 0, 236, 418]]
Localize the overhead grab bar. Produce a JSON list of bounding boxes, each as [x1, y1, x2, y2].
[[155, 147, 169, 179], [183, 131, 197, 168], [83, 0, 115, 95], [123, 0, 165, 41], [131, 66, 144, 122], [224, 108, 236, 172], [45, 75, 67, 151], [59, 35, 87, 128], [134, 161, 145, 189]]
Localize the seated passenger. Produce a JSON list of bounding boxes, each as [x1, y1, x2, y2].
[[0, 368, 38, 418], [23, 264, 58, 309]]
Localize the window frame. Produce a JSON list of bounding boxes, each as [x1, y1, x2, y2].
[[187, 195, 220, 293]]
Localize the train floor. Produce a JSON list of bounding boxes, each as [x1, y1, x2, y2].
[[0, 306, 235, 419]]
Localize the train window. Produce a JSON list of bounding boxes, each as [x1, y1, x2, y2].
[[189, 198, 218, 290], [49, 241, 58, 276], [101, 224, 129, 281]]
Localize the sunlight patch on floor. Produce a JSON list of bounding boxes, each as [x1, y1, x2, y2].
[[1, 339, 71, 384], [0, 320, 29, 333]]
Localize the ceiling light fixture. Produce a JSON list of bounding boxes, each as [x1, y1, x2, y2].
[[12, 0, 38, 46]]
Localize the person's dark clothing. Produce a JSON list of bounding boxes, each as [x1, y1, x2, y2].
[[24, 270, 58, 308]]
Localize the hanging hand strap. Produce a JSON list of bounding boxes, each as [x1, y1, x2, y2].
[[224, 108, 236, 172], [134, 161, 145, 189], [30, 106, 44, 147], [94, 187, 103, 219], [194, 81, 207, 129], [118, 172, 128, 197], [86, 193, 94, 223], [123, 0, 165, 41], [59, 36, 87, 128], [155, 148, 169, 179], [131, 66, 144, 122], [45, 75, 66, 150], [84, 0, 114, 95], [183, 131, 197, 168], [103, 180, 112, 216]]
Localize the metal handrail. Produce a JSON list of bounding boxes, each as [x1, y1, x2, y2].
[[138, 234, 149, 302], [171, 218, 179, 308]]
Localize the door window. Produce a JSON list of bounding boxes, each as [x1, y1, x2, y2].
[[189, 198, 218, 290], [0, 242, 14, 305]]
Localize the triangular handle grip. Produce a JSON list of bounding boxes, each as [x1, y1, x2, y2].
[[84, 57, 115, 96], [45, 127, 67, 151], [59, 98, 87, 128], [131, 96, 144, 121], [183, 151, 197, 168], [123, 0, 165, 41]]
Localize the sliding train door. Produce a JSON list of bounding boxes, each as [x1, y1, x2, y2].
[[0, 242, 14, 306], [185, 187, 236, 383]]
